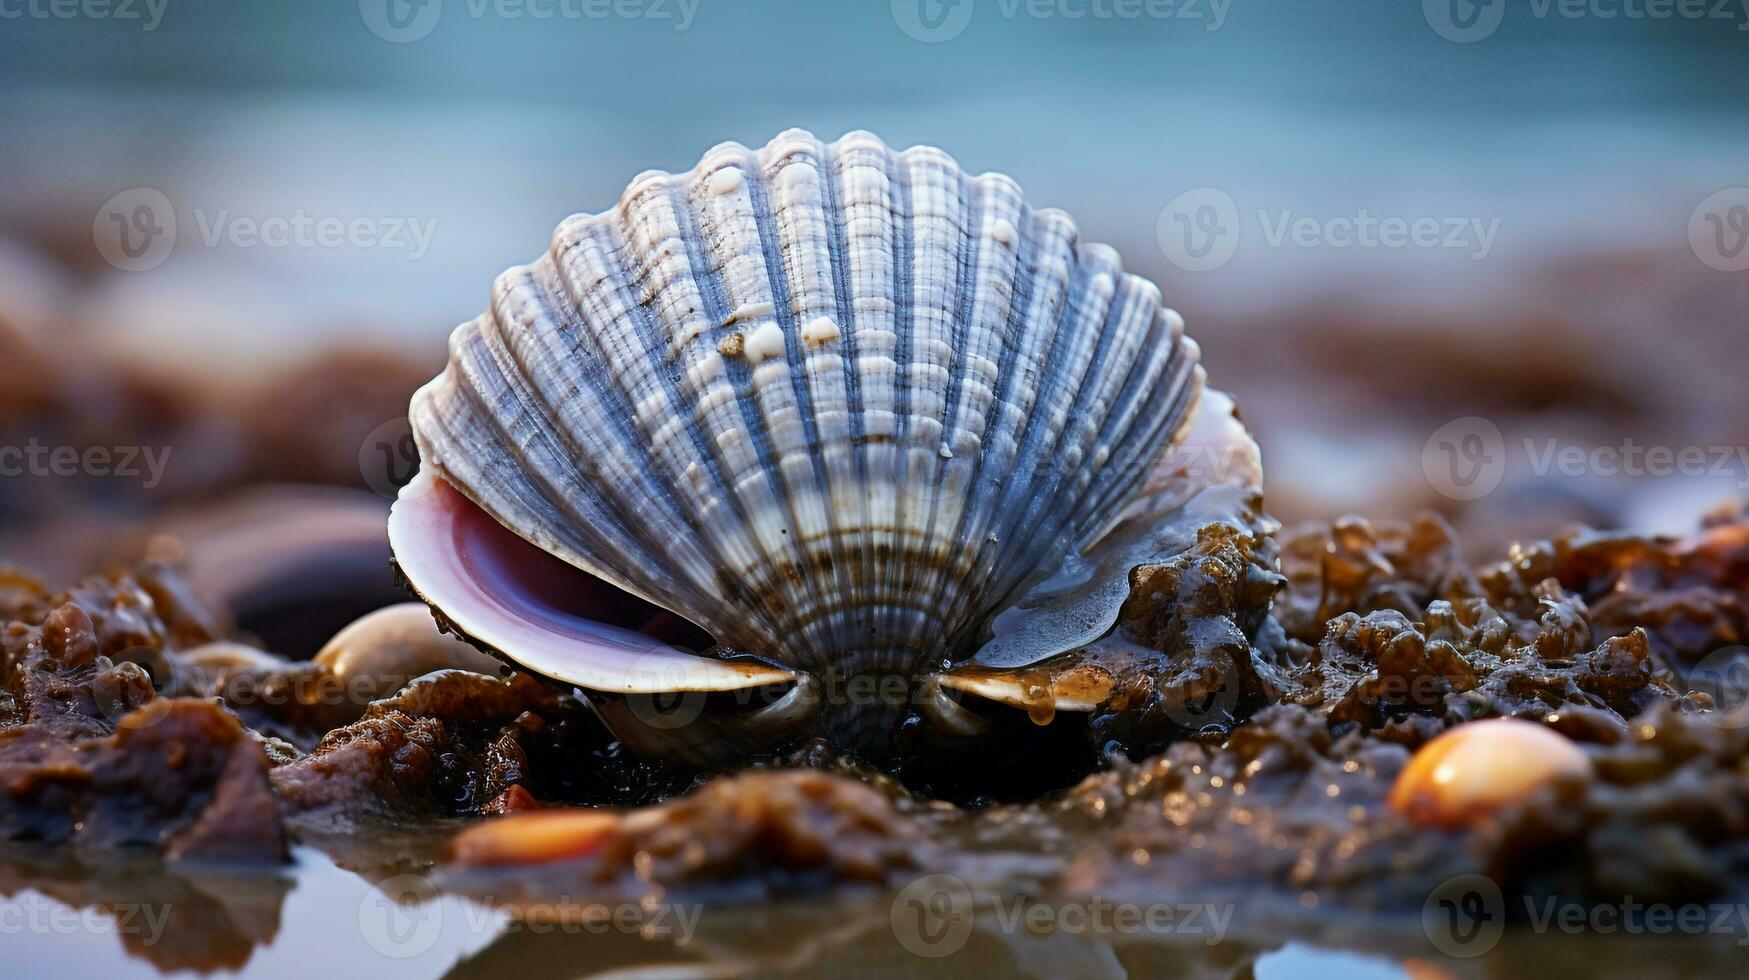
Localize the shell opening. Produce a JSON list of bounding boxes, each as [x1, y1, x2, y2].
[[388, 468, 798, 695]]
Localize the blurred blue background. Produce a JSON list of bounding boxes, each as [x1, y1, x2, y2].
[[2, 0, 1747, 557]]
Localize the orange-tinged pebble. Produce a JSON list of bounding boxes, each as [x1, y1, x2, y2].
[[1401, 959, 1460, 980], [1388, 718, 1592, 829], [483, 783, 540, 814], [448, 809, 621, 866]]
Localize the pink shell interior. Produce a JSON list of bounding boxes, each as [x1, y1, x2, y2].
[[387, 468, 796, 694]]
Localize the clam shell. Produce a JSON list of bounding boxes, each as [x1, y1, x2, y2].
[[390, 130, 1287, 759], [394, 129, 1250, 754]]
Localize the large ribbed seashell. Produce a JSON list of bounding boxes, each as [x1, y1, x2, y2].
[[390, 129, 1261, 761]]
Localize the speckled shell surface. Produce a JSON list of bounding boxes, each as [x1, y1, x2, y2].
[[408, 129, 1204, 686]]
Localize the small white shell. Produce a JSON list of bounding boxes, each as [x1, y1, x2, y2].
[[315, 602, 506, 702], [1389, 718, 1594, 828]]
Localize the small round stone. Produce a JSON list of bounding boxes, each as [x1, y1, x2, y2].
[[449, 810, 621, 866], [1388, 718, 1593, 829], [315, 602, 505, 704]]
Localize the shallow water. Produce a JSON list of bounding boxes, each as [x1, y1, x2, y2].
[[6, 840, 1748, 980]]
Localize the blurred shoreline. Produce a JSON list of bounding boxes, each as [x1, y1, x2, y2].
[[4, 0, 1748, 566]]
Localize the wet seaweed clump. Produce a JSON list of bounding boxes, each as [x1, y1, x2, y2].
[[269, 668, 695, 818], [1087, 521, 1286, 753], [0, 565, 285, 860], [1042, 511, 1749, 911], [445, 769, 935, 901], [1264, 510, 1728, 741], [0, 562, 677, 861]]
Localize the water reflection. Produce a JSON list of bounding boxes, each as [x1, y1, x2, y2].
[[8, 842, 1749, 979], [0, 847, 291, 974]]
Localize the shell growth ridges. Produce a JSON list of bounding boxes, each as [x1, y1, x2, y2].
[[409, 129, 1203, 687]]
